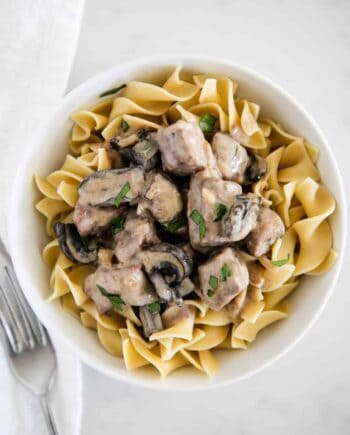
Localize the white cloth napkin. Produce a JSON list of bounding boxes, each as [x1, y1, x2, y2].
[[0, 1, 85, 434]]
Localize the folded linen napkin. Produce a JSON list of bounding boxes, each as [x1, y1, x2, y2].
[[0, 1, 85, 434]]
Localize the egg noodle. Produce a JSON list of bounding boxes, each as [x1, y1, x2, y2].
[[34, 67, 337, 377]]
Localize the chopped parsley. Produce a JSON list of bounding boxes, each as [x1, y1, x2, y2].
[[99, 83, 126, 98], [111, 215, 126, 235], [166, 215, 186, 233], [114, 182, 131, 208], [96, 284, 125, 311], [272, 253, 290, 267], [147, 301, 161, 314], [209, 275, 219, 290], [221, 263, 232, 281], [207, 275, 218, 298], [190, 210, 206, 240], [121, 119, 129, 133], [214, 203, 227, 222], [199, 113, 217, 133], [80, 236, 89, 251]]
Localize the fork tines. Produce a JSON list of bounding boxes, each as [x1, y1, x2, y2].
[[0, 263, 48, 354]]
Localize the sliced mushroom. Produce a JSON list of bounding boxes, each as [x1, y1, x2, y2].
[[77, 167, 145, 207], [141, 243, 192, 283], [245, 153, 267, 183], [244, 207, 285, 257], [148, 273, 173, 302], [54, 222, 97, 264], [223, 194, 261, 242], [84, 264, 157, 313], [110, 129, 159, 171], [137, 171, 183, 224], [139, 306, 163, 338], [156, 120, 208, 175], [198, 247, 249, 310], [174, 277, 195, 298], [211, 132, 250, 183], [140, 243, 193, 302]]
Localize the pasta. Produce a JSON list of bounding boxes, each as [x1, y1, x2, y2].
[[34, 66, 336, 378]]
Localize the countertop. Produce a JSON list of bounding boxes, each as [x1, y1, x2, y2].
[[67, 1, 350, 434]]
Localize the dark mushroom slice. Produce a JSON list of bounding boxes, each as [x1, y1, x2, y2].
[[148, 273, 173, 302], [137, 171, 183, 225], [110, 130, 159, 171], [139, 305, 163, 338], [54, 222, 97, 264], [174, 277, 195, 298], [245, 153, 267, 183], [244, 207, 285, 257], [223, 194, 261, 242], [141, 243, 192, 283], [211, 132, 250, 183], [140, 243, 193, 302], [77, 167, 145, 207]]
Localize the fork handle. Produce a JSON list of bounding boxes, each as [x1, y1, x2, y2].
[[40, 394, 58, 435]]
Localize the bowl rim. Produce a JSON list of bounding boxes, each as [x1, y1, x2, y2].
[[8, 54, 347, 391]]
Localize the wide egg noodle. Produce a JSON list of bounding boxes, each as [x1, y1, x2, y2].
[[80, 312, 97, 330], [292, 178, 335, 275], [159, 328, 206, 361], [186, 325, 229, 352], [278, 140, 320, 183], [233, 308, 288, 342], [97, 322, 123, 357]]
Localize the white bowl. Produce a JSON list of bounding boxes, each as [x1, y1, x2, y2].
[[8, 55, 347, 391]]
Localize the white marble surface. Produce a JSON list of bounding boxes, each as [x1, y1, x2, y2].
[[66, 0, 350, 434]]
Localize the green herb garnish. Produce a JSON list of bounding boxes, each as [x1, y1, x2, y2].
[[272, 253, 290, 267], [99, 83, 127, 98], [96, 284, 125, 311], [190, 210, 206, 240], [209, 275, 219, 290], [80, 236, 88, 251], [166, 215, 186, 233], [207, 289, 214, 298], [214, 203, 227, 222], [121, 119, 129, 133], [199, 113, 217, 133], [148, 301, 161, 314], [221, 263, 232, 281], [111, 215, 126, 235], [114, 182, 131, 208]]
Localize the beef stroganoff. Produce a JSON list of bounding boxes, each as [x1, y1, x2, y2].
[[35, 67, 337, 377]]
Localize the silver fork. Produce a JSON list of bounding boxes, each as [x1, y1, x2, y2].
[[0, 237, 58, 435]]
